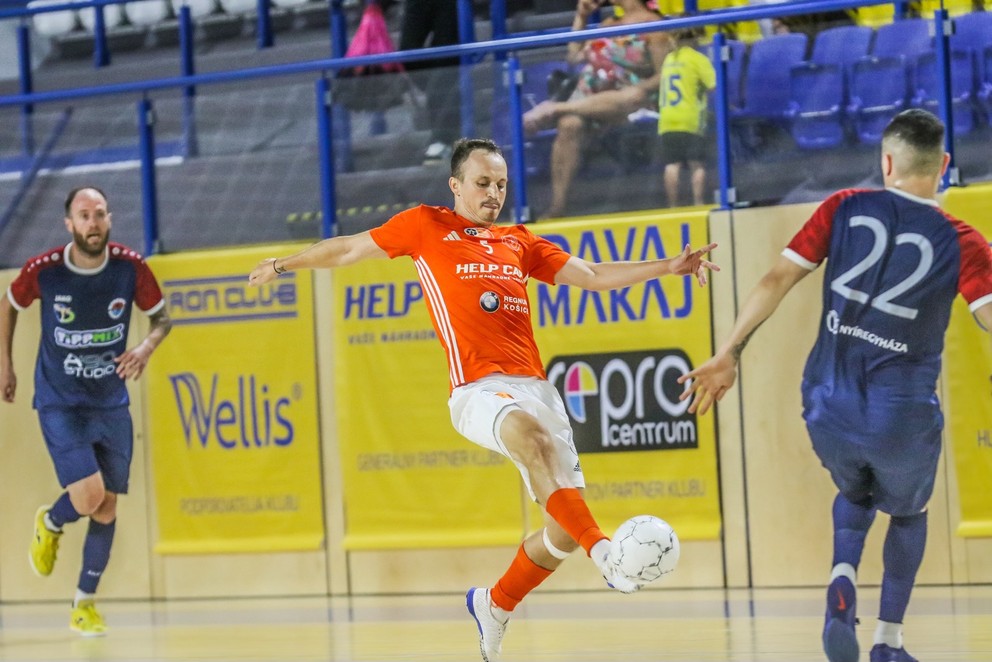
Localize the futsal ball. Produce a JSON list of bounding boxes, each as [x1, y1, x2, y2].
[[610, 515, 680, 584]]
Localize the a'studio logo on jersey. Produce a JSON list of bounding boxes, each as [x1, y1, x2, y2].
[[546, 349, 698, 454]]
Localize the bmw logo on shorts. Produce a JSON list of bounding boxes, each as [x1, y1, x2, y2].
[[480, 291, 500, 313]]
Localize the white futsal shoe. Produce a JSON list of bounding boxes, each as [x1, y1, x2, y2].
[[467, 587, 509, 662]]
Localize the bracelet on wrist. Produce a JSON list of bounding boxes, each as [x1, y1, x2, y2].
[[272, 260, 286, 275]]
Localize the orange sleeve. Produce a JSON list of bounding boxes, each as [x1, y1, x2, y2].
[[369, 206, 424, 258], [520, 227, 571, 284]]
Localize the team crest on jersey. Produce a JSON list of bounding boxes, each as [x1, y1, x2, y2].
[[502, 236, 521, 252], [479, 291, 500, 313], [108, 298, 127, 320], [53, 303, 75, 324], [464, 227, 493, 238]]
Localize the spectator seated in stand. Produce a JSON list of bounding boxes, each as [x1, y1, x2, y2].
[[521, 0, 672, 219]]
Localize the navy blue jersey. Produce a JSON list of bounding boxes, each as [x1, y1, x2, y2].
[[6, 243, 164, 409], [784, 188, 992, 444]]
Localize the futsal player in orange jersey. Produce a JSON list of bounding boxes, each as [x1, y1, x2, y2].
[[248, 138, 718, 662]]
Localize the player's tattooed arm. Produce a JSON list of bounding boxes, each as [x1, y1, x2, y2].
[[730, 323, 764, 363], [115, 307, 172, 380]]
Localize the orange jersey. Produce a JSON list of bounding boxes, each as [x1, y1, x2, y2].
[[370, 205, 571, 390]]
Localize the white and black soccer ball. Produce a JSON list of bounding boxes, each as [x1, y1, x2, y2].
[[610, 515, 680, 584]]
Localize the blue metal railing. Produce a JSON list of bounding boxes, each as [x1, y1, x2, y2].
[[0, 0, 965, 253]]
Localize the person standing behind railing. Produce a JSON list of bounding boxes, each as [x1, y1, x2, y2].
[[400, 0, 462, 164], [657, 24, 715, 207]]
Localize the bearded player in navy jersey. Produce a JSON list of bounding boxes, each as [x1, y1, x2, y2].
[[0, 187, 172, 636], [678, 109, 992, 662]]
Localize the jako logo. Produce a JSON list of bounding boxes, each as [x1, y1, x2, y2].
[[547, 349, 697, 454], [169, 372, 295, 449]]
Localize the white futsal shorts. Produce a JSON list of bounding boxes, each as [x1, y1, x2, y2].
[[448, 374, 585, 500]]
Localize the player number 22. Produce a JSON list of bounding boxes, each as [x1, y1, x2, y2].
[[829, 215, 934, 320]]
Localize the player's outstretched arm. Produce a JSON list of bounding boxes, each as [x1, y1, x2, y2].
[[116, 307, 172, 380], [0, 295, 18, 403], [678, 255, 808, 415], [248, 231, 388, 286], [554, 242, 719, 291]]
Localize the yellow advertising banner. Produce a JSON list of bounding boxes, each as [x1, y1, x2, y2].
[[145, 246, 325, 554], [333, 256, 522, 550], [529, 209, 721, 540], [334, 208, 720, 549], [942, 185, 992, 537]]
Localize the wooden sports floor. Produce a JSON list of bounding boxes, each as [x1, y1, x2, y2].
[[1, 585, 990, 661]]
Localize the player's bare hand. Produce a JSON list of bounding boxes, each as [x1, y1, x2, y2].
[[676, 352, 737, 415], [248, 258, 281, 286], [669, 243, 720, 287], [1, 367, 16, 403], [115, 343, 153, 380]]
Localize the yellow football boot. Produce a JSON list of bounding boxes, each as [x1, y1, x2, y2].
[[29, 507, 62, 577], [70, 600, 108, 637]]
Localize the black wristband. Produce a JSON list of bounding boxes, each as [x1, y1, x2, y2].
[[272, 260, 286, 275]]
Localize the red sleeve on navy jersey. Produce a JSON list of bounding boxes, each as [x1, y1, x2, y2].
[[6, 248, 62, 310], [369, 205, 425, 258], [786, 189, 864, 265], [110, 244, 164, 313], [946, 215, 992, 307], [134, 257, 165, 313]]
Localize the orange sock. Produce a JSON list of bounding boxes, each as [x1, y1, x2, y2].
[[490, 545, 552, 612], [545, 487, 607, 555]]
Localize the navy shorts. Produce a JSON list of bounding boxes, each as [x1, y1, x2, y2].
[[37, 406, 134, 494], [807, 423, 941, 517]]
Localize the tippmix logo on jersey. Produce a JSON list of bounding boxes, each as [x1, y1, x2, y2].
[[107, 298, 127, 320], [547, 349, 698, 454], [465, 227, 494, 238], [480, 291, 501, 313], [53, 303, 75, 324]]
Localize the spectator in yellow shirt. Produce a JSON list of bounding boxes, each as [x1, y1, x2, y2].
[[657, 26, 716, 207]]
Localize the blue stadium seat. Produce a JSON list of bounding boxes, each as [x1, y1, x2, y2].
[[951, 11, 992, 101], [952, 11, 992, 56], [810, 25, 873, 67], [911, 49, 975, 136], [872, 18, 933, 61], [977, 47, 992, 126], [848, 56, 910, 144], [785, 63, 846, 149], [732, 32, 808, 123]]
